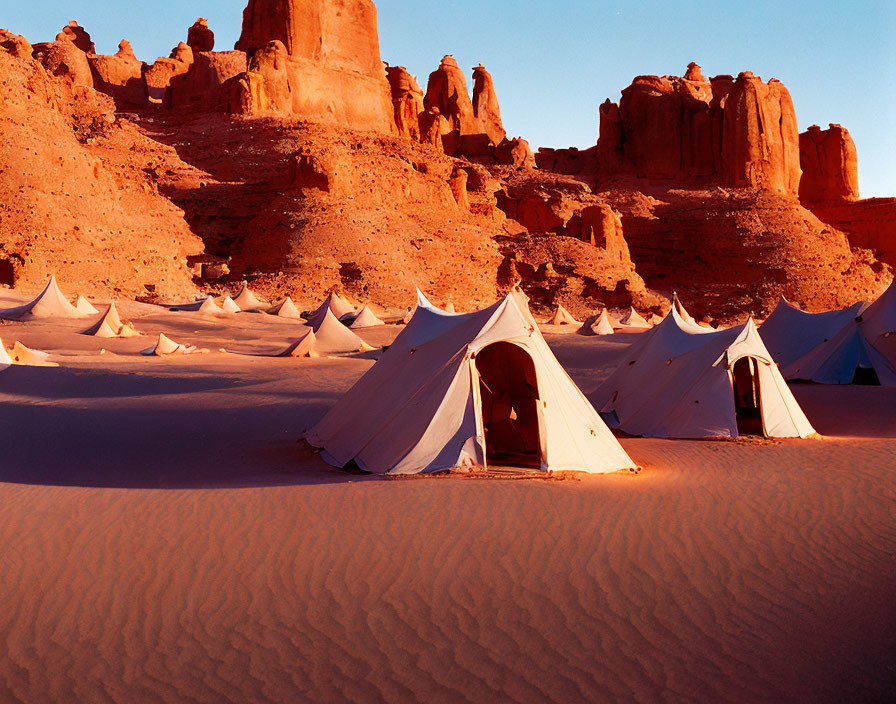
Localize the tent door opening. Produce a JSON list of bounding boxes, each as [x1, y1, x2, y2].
[[732, 357, 764, 436], [852, 366, 881, 385], [475, 342, 542, 469]]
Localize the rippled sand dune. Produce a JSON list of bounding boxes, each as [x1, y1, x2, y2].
[[0, 304, 893, 703]]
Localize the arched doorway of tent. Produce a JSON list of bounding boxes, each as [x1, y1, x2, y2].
[[731, 356, 765, 436], [474, 342, 543, 470]]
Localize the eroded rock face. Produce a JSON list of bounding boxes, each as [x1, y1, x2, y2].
[[799, 124, 859, 202], [594, 65, 802, 195], [386, 65, 424, 140], [233, 0, 393, 132], [88, 40, 145, 107], [425, 55, 486, 155], [232, 40, 292, 114], [187, 18, 215, 53], [57, 20, 94, 54], [495, 137, 536, 170], [144, 43, 194, 104], [472, 64, 505, 146], [32, 35, 93, 88], [169, 50, 248, 111]]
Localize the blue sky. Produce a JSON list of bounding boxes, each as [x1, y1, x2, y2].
[[6, 1, 894, 196]]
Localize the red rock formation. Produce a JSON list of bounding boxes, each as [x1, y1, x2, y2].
[[88, 40, 145, 107], [449, 166, 470, 211], [32, 35, 93, 88], [169, 50, 247, 111], [472, 64, 506, 146], [807, 199, 896, 268], [0, 29, 202, 296], [232, 40, 292, 115], [495, 137, 536, 170], [419, 106, 452, 149], [56, 20, 94, 54], [187, 18, 215, 53], [799, 124, 859, 202], [425, 55, 486, 155], [233, 0, 393, 132], [144, 43, 194, 105], [386, 65, 424, 141]]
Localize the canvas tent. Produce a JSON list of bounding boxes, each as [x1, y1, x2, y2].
[[305, 289, 636, 475], [221, 296, 241, 314], [578, 310, 615, 336], [771, 281, 896, 386], [0, 338, 12, 371], [308, 309, 375, 354], [649, 313, 665, 326], [591, 308, 815, 439], [0, 276, 89, 320], [75, 296, 99, 315], [305, 293, 356, 328], [141, 333, 197, 357], [614, 307, 652, 331], [275, 330, 318, 358], [268, 297, 304, 320], [550, 304, 580, 326], [351, 304, 385, 329], [232, 282, 266, 311], [10, 341, 57, 367], [81, 302, 140, 338], [672, 293, 697, 326]]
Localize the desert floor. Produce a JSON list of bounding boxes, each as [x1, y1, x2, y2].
[[0, 293, 894, 703]]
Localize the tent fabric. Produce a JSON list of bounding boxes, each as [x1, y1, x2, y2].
[[550, 304, 580, 326], [221, 297, 241, 314], [267, 297, 304, 320], [0, 276, 89, 320], [351, 305, 385, 329], [777, 281, 896, 386], [759, 298, 866, 367], [305, 293, 356, 328], [275, 330, 319, 358], [81, 302, 139, 338], [10, 341, 57, 367], [591, 308, 815, 439], [578, 310, 615, 336], [197, 298, 225, 316], [0, 338, 13, 371], [309, 309, 375, 354], [141, 333, 197, 357], [306, 289, 636, 475], [673, 293, 698, 326], [75, 296, 99, 315], [232, 282, 266, 311], [649, 313, 665, 326], [615, 307, 652, 331]]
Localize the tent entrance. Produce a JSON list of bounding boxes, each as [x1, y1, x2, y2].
[[732, 357, 764, 436], [476, 342, 542, 469], [852, 366, 881, 386]]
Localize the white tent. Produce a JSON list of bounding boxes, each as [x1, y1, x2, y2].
[[10, 341, 58, 367], [275, 330, 319, 358], [75, 295, 99, 315], [0, 338, 13, 371], [591, 308, 815, 439], [351, 304, 385, 329], [232, 282, 267, 311], [306, 289, 636, 475], [578, 310, 615, 336], [0, 276, 89, 320], [649, 313, 665, 327], [308, 309, 375, 354], [305, 292, 356, 328], [774, 281, 896, 386], [268, 296, 304, 320], [759, 298, 866, 368], [550, 303, 580, 326], [81, 302, 140, 338], [221, 296, 241, 314], [444, 301, 457, 313], [614, 307, 652, 332], [197, 297, 225, 316], [141, 333, 197, 357], [673, 293, 697, 326]]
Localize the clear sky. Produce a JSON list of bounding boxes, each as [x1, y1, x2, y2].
[[5, 1, 895, 196]]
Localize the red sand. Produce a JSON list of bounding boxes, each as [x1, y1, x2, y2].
[[0, 300, 894, 702]]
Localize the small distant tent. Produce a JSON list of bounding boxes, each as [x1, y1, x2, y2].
[[305, 292, 356, 328], [81, 302, 140, 338], [578, 310, 615, 336], [591, 308, 815, 439], [444, 302, 457, 313], [0, 338, 12, 371], [308, 309, 375, 354], [550, 304, 580, 326], [649, 313, 665, 326], [351, 304, 385, 329], [615, 307, 652, 332], [0, 276, 89, 320], [75, 295, 99, 315], [221, 296, 241, 314], [10, 341, 57, 367], [275, 330, 319, 358], [772, 282, 896, 386], [673, 293, 697, 326], [268, 297, 304, 320], [196, 297, 225, 316], [141, 333, 197, 357], [305, 289, 636, 475], [232, 282, 266, 311]]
